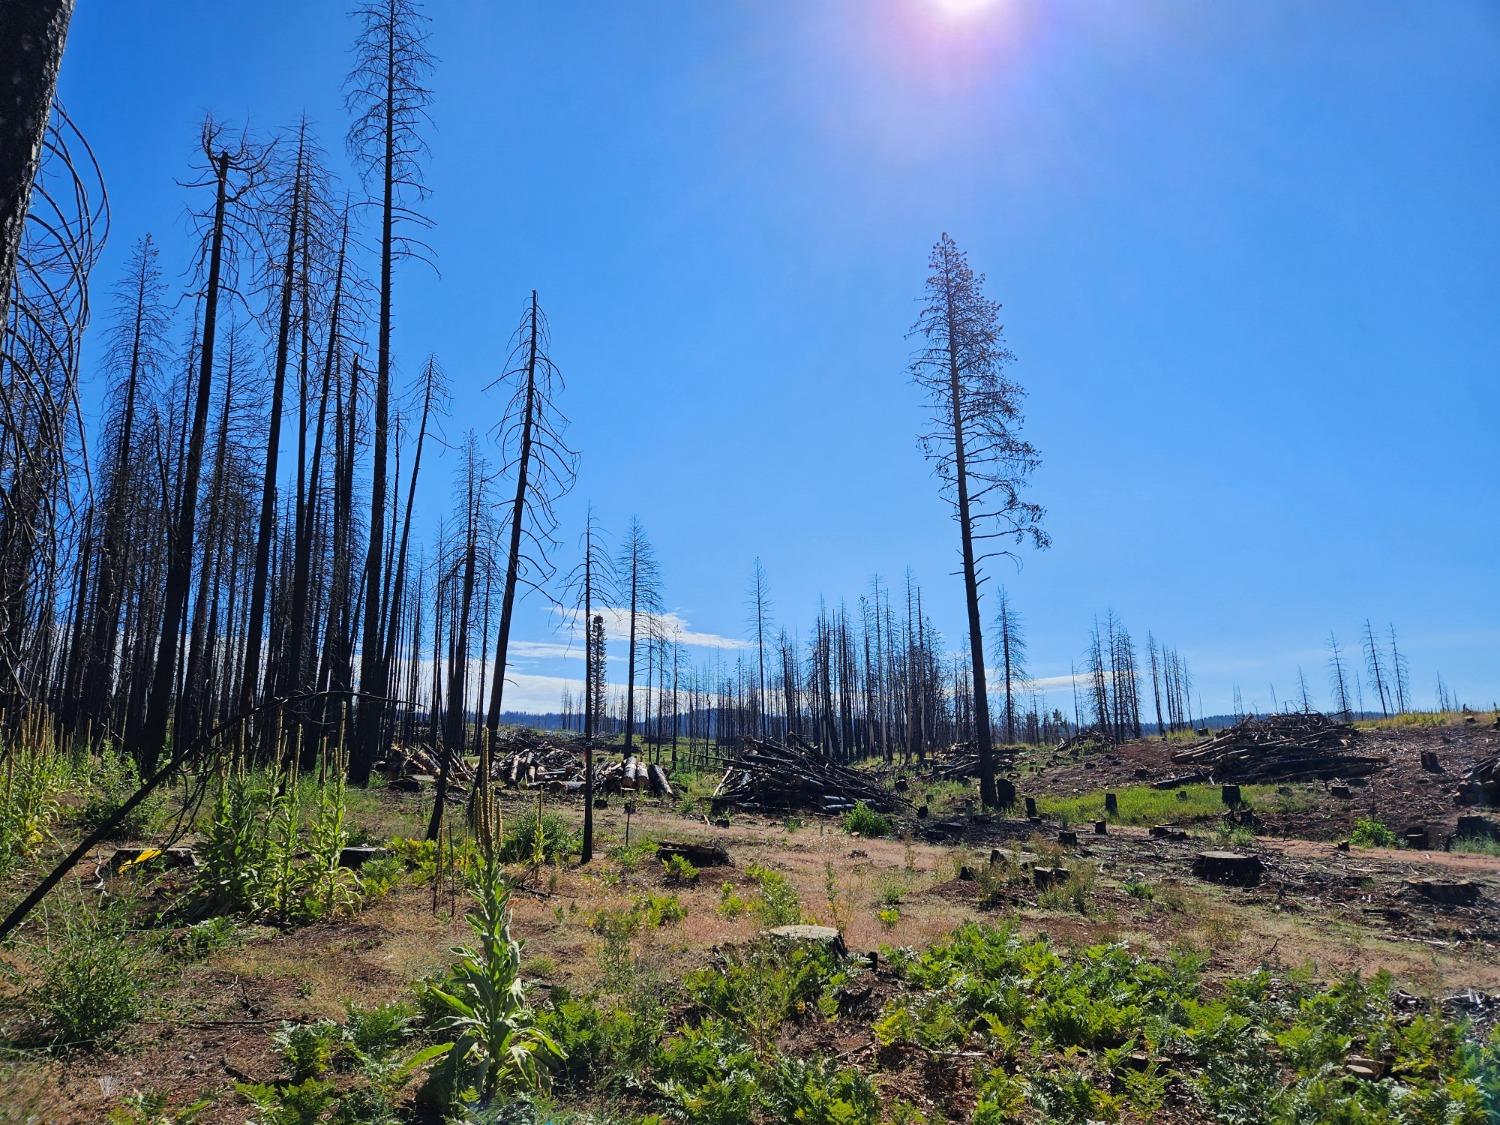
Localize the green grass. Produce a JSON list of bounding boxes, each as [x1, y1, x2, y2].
[[1452, 835, 1500, 858], [1354, 710, 1494, 731], [1036, 782, 1304, 827]]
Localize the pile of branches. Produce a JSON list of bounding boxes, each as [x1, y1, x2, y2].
[[1057, 726, 1111, 754], [1172, 711, 1384, 783], [710, 737, 902, 815], [928, 740, 1016, 781]]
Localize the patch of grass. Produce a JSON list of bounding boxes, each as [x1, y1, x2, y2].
[[27, 896, 152, 1047], [1452, 835, 1500, 858], [1037, 783, 1285, 827], [745, 863, 803, 926]]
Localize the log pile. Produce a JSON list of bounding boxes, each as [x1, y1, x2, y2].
[[1456, 753, 1500, 807], [382, 743, 474, 785], [491, 744, 673, 798], [1171, 712, 1383, 783], [710, 737, 902, 815]]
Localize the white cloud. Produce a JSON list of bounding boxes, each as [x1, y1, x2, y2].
[[548, 605, 750, 651], [509, 639, 583, 661]]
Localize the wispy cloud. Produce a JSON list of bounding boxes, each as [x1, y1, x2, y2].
[[509, 639, 583, 661], [547, 605, 750, 651]]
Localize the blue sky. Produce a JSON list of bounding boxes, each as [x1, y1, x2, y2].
[[61, 1, 1499, 715]]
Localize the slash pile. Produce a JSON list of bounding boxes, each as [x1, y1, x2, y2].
[[709, 737, 902, 815], [928, 741, 1017, 781], [492, 740, 674, 798], [1172, 711, 1384, 783]]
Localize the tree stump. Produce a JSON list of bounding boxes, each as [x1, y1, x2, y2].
[[1220, 784, 1242, 808], [1024, 796, 1038, 818], [1150, 824, 1187, 840], [1032, 866, 1066, 889], [1403, 828, 1429, 850], [765, 924, 847, 956], [1407, 878, 1481, 906], [1094, 820, 1108, 835], [656, 840, 731, 868], [1057, 829, 1078, 846], [1455, 815, 1500, 843], [1192, 851, 1263, 887], [1104, 792, 1119, 815], [1329, 784, 1352, 798], [339, 845, 388, 869]]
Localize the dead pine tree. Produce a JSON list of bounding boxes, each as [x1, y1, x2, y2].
[[616, 516, 662, 759], [0, 0, 75, 326], [345, 0, 436, 783], [132, 121, 265, 773], [1361, 618, 1391, 719], [747, 557, 772, 738], [991, 586, 1026, 745], [481, 291, 577, 751], [1326, 631, 1353, 720], [562, 506, 614, 862], [909, 234, 1047, 806]]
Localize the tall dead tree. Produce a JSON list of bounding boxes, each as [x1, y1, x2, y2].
[[346, 0, 435, 782], [616, 516, 661, 757], [910, 233, 1046, 806], [80, 235, 168, 733], [132, 123, 262, 773], [481, 291, 576, 749], [746, 557, 772, 738], [992, 586, 1026, 745], [1361, 618, 1390, 719], [563, 506, 613, 862]]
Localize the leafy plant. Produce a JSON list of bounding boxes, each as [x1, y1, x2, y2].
[[1349, 818, 1398, 848], [500, 808, 579, 865], [419, 852, 565, 1108], [744, 863, 802, 926], [841, 801, 892, 839], [661, 853, 699, 884]]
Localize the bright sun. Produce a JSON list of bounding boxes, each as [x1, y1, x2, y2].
[[933, 0, 997, 15]]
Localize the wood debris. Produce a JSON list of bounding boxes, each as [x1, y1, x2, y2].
[[709, 736, 903, 815], [1171, 711, 1384, 783]]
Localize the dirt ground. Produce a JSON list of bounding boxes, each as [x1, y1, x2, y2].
[[7, 763, 1498, 1124]]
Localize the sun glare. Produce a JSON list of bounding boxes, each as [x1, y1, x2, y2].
[[933, 0, 997, 16]]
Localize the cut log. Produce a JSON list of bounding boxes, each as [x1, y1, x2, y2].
[[1192, 851, 1263, 887]]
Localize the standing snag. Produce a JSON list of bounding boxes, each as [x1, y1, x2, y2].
[[910, 233, 1047, 806]]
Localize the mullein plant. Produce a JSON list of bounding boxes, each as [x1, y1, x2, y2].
[[421, 760, 564, 1110]]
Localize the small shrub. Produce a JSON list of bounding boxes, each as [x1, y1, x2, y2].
[[878, 906, 901, 930], [499, 810, 579, 865], [179, 916, 242, 959], [662, 853, 699, 884], [1349, 818, 1398, 848], [745, 863, 802, 926], [1124, 879, 1155, 901], [636, 892, 687, 928], [273, 1018, 342, 1082], [842, 801, 892, 839], [31, 898, 149, 1047], [718, 881, 751, 918], [359, 854, 407, 898]]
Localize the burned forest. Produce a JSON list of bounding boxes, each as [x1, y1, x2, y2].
[[0, 2, 1496, 1123]]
